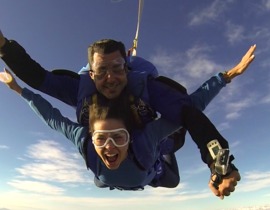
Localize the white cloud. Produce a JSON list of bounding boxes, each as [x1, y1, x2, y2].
[[228, 26, 270, 55], [229, 140, 241, 149], [221, 205, 270, 210], [183, 164, 208, 176], [16, 162, 87, 183], [185, 45, 220, 76], [127, 185, 212, 203], [262, 0, 270, 10], [3, 166, 270, 210], [225, 21, 245, 44], [260, 94, 270, 104], [182, 45, 220, 79], [217, 122, 231, 131], [149, 50, 179, 73], [183, 56, 221, 78], [9, 140, 92, 194], [0, 145, 9, 150], [252, 27, 270, 41], [225, 97, 254, 120], [149, 45, 223, 91], [188, 0, 230, 26], [8, 180, 65, 195], [0, 186, 211, 210], [238, 170, 270, 193], [225, 112, 241, 120], [111, 0, 124, 3]]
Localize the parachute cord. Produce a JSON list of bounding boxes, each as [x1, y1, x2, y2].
[[128, 0, 144, 57]]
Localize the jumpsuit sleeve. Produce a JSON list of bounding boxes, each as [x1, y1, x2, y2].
[[21, 88, 87, 153], [147, 78, 229, 165], [0, 39, 79, 107], [190, 73, 227, 111]]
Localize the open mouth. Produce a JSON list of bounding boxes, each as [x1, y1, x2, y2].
[[105, 154, 118, 163], [105, 83, 118, 91]]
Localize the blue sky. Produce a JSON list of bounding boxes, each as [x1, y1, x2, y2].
[[0, 0, 270, 209]]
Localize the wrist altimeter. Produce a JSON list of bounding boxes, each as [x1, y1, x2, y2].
[[207, 139, 237, 189]]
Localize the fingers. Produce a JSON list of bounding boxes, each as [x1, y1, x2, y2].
[[242, 44, 256, 60], [219, 195, 224, 200], [223, 190, 231, 196], [209, 180, 220, 196], [225, 44, 257, 80], [210, 170, 240, 200], [209, 181, 230, 200], [249, 44, 256, 54], [0, 68, 13, 84], [245, 44, 256, 61], [246, 44, 256, 55], [237, 173, 241, 181], [232, 170, 241, 182]]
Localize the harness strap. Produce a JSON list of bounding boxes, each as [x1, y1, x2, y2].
[[129, 95, 143, 128]]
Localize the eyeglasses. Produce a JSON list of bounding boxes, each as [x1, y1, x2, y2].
[[92, 128, 130, 148], [90, 57, 126, 80]]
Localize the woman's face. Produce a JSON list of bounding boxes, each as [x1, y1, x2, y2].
[[92, 119, 129, 170]]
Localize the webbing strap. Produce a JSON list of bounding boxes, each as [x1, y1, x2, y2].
[[128, 0, 144, 56]]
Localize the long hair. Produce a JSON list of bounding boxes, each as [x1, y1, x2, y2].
[[89, 89, 139, 133]]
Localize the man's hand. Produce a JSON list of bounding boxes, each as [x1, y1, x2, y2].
[[209, 170, 241, 199], [0, 30, 6, 48], [225, 44, 256, 81]]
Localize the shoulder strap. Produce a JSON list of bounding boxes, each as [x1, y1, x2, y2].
[[52, 69, 80, 79], [128, 143, 147, 171], [129, 130, 156, 171], [82, 134, 99, 175], [155, 76, 187, 94], [155, 76, 188, 152], [129, 94, 143, 128]]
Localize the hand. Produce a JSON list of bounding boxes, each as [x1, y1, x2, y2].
[[0, 30, 6, 48], [209, 170, 241, 200], [225, 44, 256, 81], [0, 68, 23, 94]]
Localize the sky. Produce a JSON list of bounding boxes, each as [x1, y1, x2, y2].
[[0, 0, 270, 210]]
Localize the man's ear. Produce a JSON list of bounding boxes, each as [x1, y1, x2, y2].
[[89, 71, 95, 80]]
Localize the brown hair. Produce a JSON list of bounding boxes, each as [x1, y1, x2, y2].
[[89, 90, 138, 134], [88, 39, 127, 68]]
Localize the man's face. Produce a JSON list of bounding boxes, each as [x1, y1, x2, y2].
[[93, 119, 129, 170], [89, 51, 128, 99]]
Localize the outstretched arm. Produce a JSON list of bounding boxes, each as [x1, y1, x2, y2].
[[190, 44, 256, 111], [0, 29, 79, 107], [0, 69, 87, 151]]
